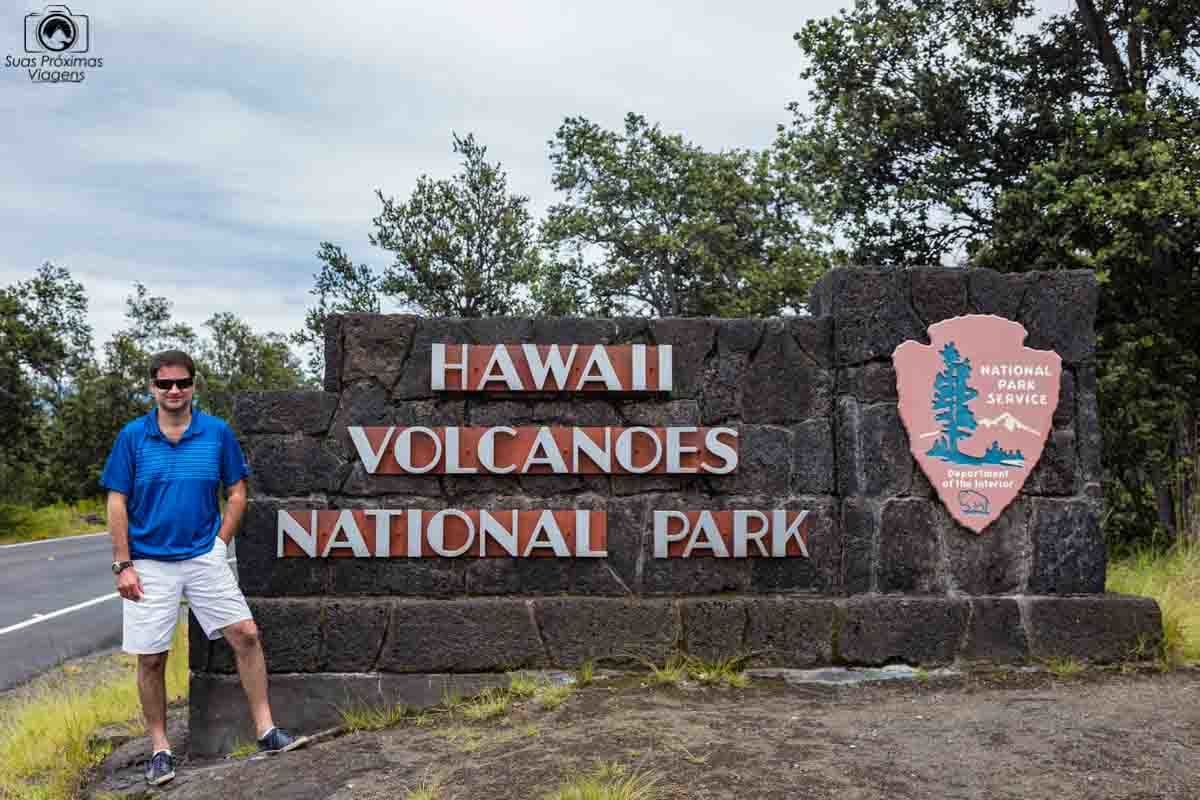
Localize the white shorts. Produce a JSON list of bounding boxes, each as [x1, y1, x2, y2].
[[122, 537, 252, 654]]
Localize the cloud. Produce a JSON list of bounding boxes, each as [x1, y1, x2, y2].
[[3, 0, 839, 355]]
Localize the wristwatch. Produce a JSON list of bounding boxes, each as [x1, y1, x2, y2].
[[111, 560, 134, 575]]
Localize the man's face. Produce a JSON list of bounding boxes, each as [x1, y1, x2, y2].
[[150, 364, 193, 414]]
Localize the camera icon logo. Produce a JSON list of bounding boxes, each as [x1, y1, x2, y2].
[[25, 5, 89, 53]]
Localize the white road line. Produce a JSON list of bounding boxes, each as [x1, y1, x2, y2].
[[0, 531, 109, 549], [0, 557, 238, 636], [0, 592, 119, 635]]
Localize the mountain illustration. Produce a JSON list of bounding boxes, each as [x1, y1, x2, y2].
[[976, 412, 1041, 436]]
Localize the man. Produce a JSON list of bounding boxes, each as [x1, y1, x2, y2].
[[101, 350, 306, 787]]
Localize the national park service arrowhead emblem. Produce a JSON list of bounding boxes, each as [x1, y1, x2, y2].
[[894, 315, 1061, 533]]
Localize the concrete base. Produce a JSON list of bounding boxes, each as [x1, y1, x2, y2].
[[188, 592, 1162, 757]]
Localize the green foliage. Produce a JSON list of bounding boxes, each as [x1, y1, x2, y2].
[[544, 113, 830, 317], [0, 499, 106, 546], [788, 0, 1200, 546], [339, 702, 410, 732], [197, 311, 308, 421], [1108, 543, 1200, 666], [291, 241, 382, 381], [543, 762, 660, 800], [372, 132, 540, 317]]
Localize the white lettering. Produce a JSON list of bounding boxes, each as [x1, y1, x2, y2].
[[523, 427, 569, 472], [524, 511, 570, 556], [733, 510, 770, 557], [772, 510, 810, 557], [479, 426, 517, 473], [431, 343, 467, 391], [477, 346, 523, 390], [394, 427, 442, 473], [348, 426, 395, 474], [575, 346, 622, 390], [665, 427, 699, 473], [365, 509, 402, 557], [479, 510, 519, 556], [278, 510, 318, 557], [427, 509, 474, 557], [683, 511, 729, 558], [322, 510, 370, 557], [523, 344, 578, 390], [653, 511, 691, 558], [701, 428, 739, 474], [616, 427, 663, 474], [574, 510, 606, 557], [443, 427, 478, 474]]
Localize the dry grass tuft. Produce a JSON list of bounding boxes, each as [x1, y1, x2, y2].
[[1107, 543, 1200, 667]]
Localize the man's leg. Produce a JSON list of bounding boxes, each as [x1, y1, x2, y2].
[[223, 619, 274, 737], [137, 652, 171, 753]]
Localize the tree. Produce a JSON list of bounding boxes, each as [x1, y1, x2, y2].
[[787, 0, 1200, 545], [292, 242, 382, 381], [0, 263, 92, 502], [543, 113, 831, 317], [197, 312, 308, 421], [371, 133, 540, 317], [929, 343, 978, 459]]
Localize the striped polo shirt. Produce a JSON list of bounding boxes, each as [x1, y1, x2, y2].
[[100, 408, 250, 561]]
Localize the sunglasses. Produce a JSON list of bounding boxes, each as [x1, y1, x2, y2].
[[153, 378, 194, 391]]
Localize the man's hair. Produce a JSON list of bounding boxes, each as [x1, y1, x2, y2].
[[148, 350, 196, 381]]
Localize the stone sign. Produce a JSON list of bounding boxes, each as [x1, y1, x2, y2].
[[187, 267, 1164, 757]]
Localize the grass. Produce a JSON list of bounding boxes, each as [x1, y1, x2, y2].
[[0, 622, 188, 800], [228, 740, 259, 759], [0, 499, 107, 546], [543, 762, 660, 800], [339, 702, 410, 732], [1045, 656, 1084, 677], [644, 654, 750, 688], [575, 660, 595, 688], [534, 684, 575, 710], [459, 688, 513, 721], [1107, 542, 1200, 667], [405, 773, 445, 800]]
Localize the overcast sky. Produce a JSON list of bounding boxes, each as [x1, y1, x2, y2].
[[2, 1, 844, 353]]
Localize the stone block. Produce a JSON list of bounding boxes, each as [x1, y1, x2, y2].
[[680, 598, 747, 662], [339, 464, 442, 497], [329, 559, 465, 597], [699, 352, 748, 423], [463, 317, 535, 344], [810, 268, 925, 365], [791, 418, 834, 494], [246, 435, 343, 497], [649, 318, 716, 399], [233, 391, 340, 436], [945, 498, 1028, 595], [910, 268, 969, 325], [571, 560, 635, 596], [618, 400, 700, 426], [463, 558, 572, 595], [237, 498, 328, 597], [323, 314, 342, 393], [836, 399, 913, 497], [743, 319, 833, 424], [536, 597, 678, 667], [378, 599, 545, 672], [529, 317, 619, 344], [744, 597, 837, 667], [393, 319, 472, 399], [1053, 369, 1075, 428], [1028, 498, 1106, 594], [1024, 595, 1162, 663], [842, 498, 877, 594], [1026, 429, 1078, 496], [636, 495, 752, 594], [320, 598, 391, 672], [340, 314, 419, 390], [251, 598, 323, 673], [1019, 271, 1098, 364], [836, 362, 897, 404], [187, 613, 210, 673], [839, 596, 968, 666], [966, 269, 1031, 320], [708, 425, 792, 496], [717, 319, 764, 354], [878, 498, 942, 594], [750, 495, 841, 594], [961, 597, 1028, 663], [1076, 366, 1103, 482], [531, 401, 622, 426], [188, 672, 512, 757], [326, 379, 394, 460]]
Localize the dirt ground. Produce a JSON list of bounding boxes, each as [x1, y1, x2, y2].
[[89, 667, 1200, 800]]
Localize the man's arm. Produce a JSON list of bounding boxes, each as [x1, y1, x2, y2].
[[217, 479, 248, 545], [108, 491, 143, 600]]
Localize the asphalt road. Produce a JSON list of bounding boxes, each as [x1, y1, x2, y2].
[[0, 533, 237, 691]]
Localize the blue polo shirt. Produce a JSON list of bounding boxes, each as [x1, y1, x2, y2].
[[100, 408, 250, 561]]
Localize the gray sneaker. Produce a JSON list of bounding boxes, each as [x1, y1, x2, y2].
[[145, 750, 175, 786], [257, 727, 309, 754]]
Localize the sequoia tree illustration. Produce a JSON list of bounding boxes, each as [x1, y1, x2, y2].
[[926, 342, 1024, 466]]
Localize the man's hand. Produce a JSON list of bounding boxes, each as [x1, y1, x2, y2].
[[116, 565, 144, 601]]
